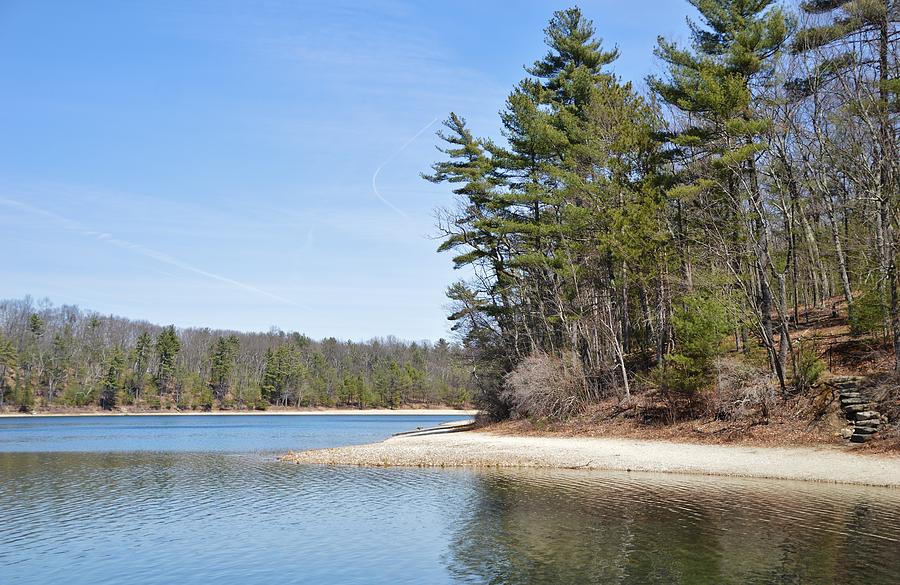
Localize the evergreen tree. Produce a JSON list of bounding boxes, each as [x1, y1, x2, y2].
[[0, 334, 17, 408], [261, 344, 307, 406], [155, 325, 181, 395], [100, 347, 125, 410], [429, 6, 663, 407], [128, 331, 153, 400], [209, 334, 240, 402], [650, 0, 792, 389]]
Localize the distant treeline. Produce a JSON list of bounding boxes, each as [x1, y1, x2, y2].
[[0, 297, 473, 411]]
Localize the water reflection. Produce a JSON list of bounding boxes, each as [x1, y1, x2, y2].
[[2, 452, 898, 584], [446, 470, 900, 585]]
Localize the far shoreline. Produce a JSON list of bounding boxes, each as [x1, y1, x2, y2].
[[0, 408, 479, 418]]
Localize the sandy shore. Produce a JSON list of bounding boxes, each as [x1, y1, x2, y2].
[[0, 408, 478, 418], [283, 430, 900, 487]]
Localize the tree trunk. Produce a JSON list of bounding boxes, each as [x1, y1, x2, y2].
[[823, 192, 853, 305]]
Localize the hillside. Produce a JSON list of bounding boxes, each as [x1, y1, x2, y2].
[[490, 298, 899, 452]]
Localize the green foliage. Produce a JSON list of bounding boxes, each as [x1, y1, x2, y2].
[[0, 298, 473, 412], [28, 314, 45, 338], [658, 295, 731, 395], [178, 372, 212, 411], [100, 347, 125, 410], [794, 0, 890, 53], [143, 393, 161, 409], [373, 361, 409, 409], [261, 344, 308, 406], [439, 383, 471, 409], [849, 286, 886, 336], [15, 383, 34, 412], [674, 295, 731, 361], [0, 334, 17, 406], [428, 6, 666, 414], [793, 341, 825, 394], [209, 334, 240, 401], [60, 382, 93, 408], [155, 325, 181, 394]]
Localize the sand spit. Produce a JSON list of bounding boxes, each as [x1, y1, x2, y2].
[[282, 431, 900, 487]]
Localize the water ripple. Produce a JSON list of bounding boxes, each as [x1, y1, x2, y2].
[[2, 420, 899, 584]]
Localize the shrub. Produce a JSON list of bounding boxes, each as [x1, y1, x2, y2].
[[849, 285, 886, 336], [793, 340, 825, 394], [469, 358, 510, 421], [60, 383, 94, 407], [194, 386, 214, 411], [144, 393, 161, 409], [439, 383, 471, 409], [710, 356, 778, 421], [869, 373, 899, 426], [15, 384, 34, 412], [658, 294, 731, 395], [502, 352, 588, 420]]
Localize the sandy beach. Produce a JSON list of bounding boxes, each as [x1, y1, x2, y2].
[[283, 430, 900, 487], [0, 408, 478, 418]]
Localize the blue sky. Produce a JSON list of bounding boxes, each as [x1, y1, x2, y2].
[[0, 0, 695, 341]]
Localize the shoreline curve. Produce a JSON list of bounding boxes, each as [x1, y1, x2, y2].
[[282, 430, 900, 488]]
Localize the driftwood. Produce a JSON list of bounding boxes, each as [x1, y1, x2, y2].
[[392, 421, 476, 437]]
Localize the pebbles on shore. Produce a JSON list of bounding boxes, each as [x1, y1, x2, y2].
[[282, 431, 900, 487]]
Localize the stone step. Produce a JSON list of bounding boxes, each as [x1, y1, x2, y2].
[[850, 433, 874, 443], [853, 426, 878, 435], [832, 383, 861, 390], [844, 404, 868, 414], [841, 397, 868, 406], [839, 392, 861, 399], [855, 411, 880, 421], [855, 419, 882, 428]]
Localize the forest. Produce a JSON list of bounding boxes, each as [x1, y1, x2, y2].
[[426, 0, 899, 422], [0, 297, 473, 411]]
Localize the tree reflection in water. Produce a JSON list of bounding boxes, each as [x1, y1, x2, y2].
[[445, 470, 900, 585]]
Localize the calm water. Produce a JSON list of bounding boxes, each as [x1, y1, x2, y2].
[[1, 416, 899, 584]]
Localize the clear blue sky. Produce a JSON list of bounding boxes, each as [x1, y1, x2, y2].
[[0, 0, 695, 341]]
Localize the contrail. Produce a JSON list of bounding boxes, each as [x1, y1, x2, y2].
[[371, 117, 440, 218], [0, 197, 307, 308]]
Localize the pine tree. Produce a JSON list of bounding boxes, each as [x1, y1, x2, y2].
[[209, 334, 240, 403], [128, 331, 153, 400], [0, 334, 17, 408], [428, 7, 669, 410], [650, 0, 792, 390], [155, 325, 181, 396], [100, 347, 125, 410]]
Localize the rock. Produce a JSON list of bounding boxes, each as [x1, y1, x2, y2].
[[841, 397, 867, 406], [850, 433, 873, 443], [840, 428, 854, 439], [855, 419, 881, 428], [853, 426, 878, 435], [831, 379, 860, 388], [839, 392, 861, 399], [855, 411, 879, 421], [844, 404, 868, 414]]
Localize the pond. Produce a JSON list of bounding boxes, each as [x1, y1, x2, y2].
[[1, 415, 898, 584]]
